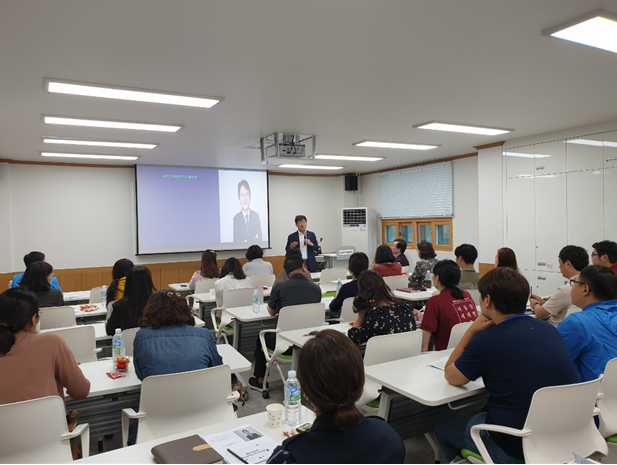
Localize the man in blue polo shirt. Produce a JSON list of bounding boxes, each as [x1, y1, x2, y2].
[[11, 251, 61, 290], [558, 265, 617, 383], [436, 268, 577, 463]]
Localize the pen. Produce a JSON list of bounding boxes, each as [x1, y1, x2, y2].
[[227, 448, 248, 464]]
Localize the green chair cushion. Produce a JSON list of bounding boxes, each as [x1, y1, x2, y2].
[[366, 399, 380, 409], [266, 348, 293, 360], [223, 325, 234, 332], [607, 434, 617, 444], [461, 448, 484, 462], [322, 291, 337, 298]]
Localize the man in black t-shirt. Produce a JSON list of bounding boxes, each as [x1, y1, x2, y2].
[[436, 268, 577, 463], [249, 255, 321, 391]]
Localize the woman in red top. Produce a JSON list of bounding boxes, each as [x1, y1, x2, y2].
[[371, 245, 402, 277], [416, 260, 477, 351]]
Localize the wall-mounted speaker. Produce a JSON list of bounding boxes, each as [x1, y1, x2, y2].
[[345, 174, 358, 191]]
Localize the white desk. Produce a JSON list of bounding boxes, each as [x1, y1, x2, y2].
[[168, 282, 192, 294], [310, 270, 352, 282], [73, 303, 107, 319], [393, 288, 437, 303], [76, 407, 316, 464], [64, 290, 91, 304], [279, 322, 350, 370]]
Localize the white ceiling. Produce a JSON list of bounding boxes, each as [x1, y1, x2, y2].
[[2, 0, 617, 174]]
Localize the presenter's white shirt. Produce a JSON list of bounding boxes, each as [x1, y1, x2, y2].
[[298, 231, 307, 259]]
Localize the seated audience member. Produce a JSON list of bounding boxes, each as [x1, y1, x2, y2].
[[372, 245, 403, 277], [243, 244, 274, 277], [558, 265, 617, 382], [107, 258, 134, 303], [348, 270, 416, 345], [591, 240, 617, 274], [409, 242, 439, 288], [250, 255, 321, 390], [189, 250, 221, 291], [106, 266, 155, 335], [214, 258, 253, 307], [437, 268, 577, 464], [454, 244, 483, 290], [133, 290, 223, 380], [530, 245, 588, 327], [273, 248, 305, 286], [391, 239, 410, 267], [0, 288, 90, 405], [416, 260, 477, 352], [10, 251, 61, 290], [267, 329, 405, 464], [329, 252, 369, 315], [495, 247, 518, 270], [19, 261, 64, 308]]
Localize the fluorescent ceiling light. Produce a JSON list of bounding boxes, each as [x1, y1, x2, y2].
[[42, 137, 157, 149], [316, 154, 383, 161], [542, 10, 617, 54], [45, 79, 222, 108], [278, 164, 344, 170], [43, 115, 181, 132], [353, 141, 439, 150], [566, 139, 617, 148], [414, 121, 513, 136], [41, 152, 139, 161], [503, 152, 551, 159]]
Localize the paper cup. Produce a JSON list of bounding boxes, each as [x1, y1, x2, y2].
[[266, 403, 284, 428]]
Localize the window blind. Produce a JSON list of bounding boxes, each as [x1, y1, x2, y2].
[[379, 162, 453, 218]]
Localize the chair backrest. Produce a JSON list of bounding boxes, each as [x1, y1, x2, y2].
[[598, 358, 617, 438], [39, 306, 76, 330], [89, 286, 104, 304], [466, 289, 481, 305], [382, 275, 409, 290], [0, 396, 75, 463], [122, 327, 139, 357], [106, 300, 115, 320], [223, 287, 263, 308], [364, 331, 422, 367], [248, 274, 276, 288], [45, 325, 98, 363], [566, 305, 582, 317], [277, 303, 326, 332], [401, 265, 412, 274], [522, 377, 607, 463], [194, 278, 219, 295], [447, 321, 474, 349], [318, 268, 348, 284], [136, 365, 234, 443], [340, 297, 356, 323]]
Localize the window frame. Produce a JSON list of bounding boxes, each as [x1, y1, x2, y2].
[[381, 217, 453, 252]]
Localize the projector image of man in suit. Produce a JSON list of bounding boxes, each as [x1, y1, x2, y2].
[[233, 180, 262, 243], [285, 215, 319, 272]]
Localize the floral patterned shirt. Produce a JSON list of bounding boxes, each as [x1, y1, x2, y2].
[[409, 258, 439, 288], [348, 302, 417, 345]]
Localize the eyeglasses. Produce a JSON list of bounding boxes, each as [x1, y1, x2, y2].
[[569, 278, 587, 287], [166, 291, 183, 297], [591, 253, 599, 257]]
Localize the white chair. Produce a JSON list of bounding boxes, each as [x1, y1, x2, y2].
[[382, 275, 409, 290], [45, 325, 101, 363], [0, 395, 90, 463], [447, 321, 474, 349], [121, 365, 237, 446], [211, 307, 234, 344], [194, 278, 219, 295], [327, 296, 356, 323], [40, 306, 76, 330], [89, 286, 104, 304], [470, 377, 608, 464], [258, 303, 326, 398], [598, 358, 617, 442], [122, 327, 139, 357], [106, 300, 115, 320], [248, 274, 276, 287], [319, 268, 348, 293], [567, 305, 583, 317], [356, 331, 422, 407], [466, 288, 481, 305], [401, 265, 413, 274], [223, 287, 263, 308]]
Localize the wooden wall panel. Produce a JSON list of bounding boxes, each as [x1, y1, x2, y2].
[[478, 262, 495, 276]]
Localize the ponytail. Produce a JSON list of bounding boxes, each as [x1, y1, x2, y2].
[[333, 402, 361, 429], [451, 286, 464, 300], [0, 324, 16, 355], [0, 288, 39, 354]]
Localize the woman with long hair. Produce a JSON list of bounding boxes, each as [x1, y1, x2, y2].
[[409, 242, 439, 289], [106, 266, 156, 334], [107, 258, 134, 302], [495, 247, 518, 270], [415, 259, 477, 351], [19, 261, 64, 308], [213, 257, 253, 307], [267, 329, 405, 464], [372, 245, 403, 277], [189, 250, 221, 290], [347, 270, 416, 345]]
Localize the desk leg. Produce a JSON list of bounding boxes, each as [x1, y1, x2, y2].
[[424, 432, 441, 464], [377, 388, 393, 421], [233, 321, 242, 351], [291, 346, 300, 371]]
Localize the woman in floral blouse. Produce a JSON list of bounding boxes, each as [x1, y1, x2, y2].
[[347, 270, 417, 345], [408, 242, 439, 289]]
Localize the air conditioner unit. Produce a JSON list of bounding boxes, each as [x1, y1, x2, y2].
[[341, 207, 378, 257]]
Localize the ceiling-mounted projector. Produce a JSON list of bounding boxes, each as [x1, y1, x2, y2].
[[259, 133, 316, 164]]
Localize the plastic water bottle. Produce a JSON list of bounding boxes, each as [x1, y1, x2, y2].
[[425, 271, 432, 289], [284, 370, 302, 427], [336, 278, 342, 295], [101, 285, 107, 310], [112, 328, 125, 370], [252, 289, 260, 314]]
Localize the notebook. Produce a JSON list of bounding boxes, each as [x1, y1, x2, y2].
[[151, 434, 224, 464]]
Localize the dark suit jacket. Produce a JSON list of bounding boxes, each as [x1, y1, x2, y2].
[[285, 230, 319, 272], [395, 253, 410, 267], [233, 209, 262, 243]]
